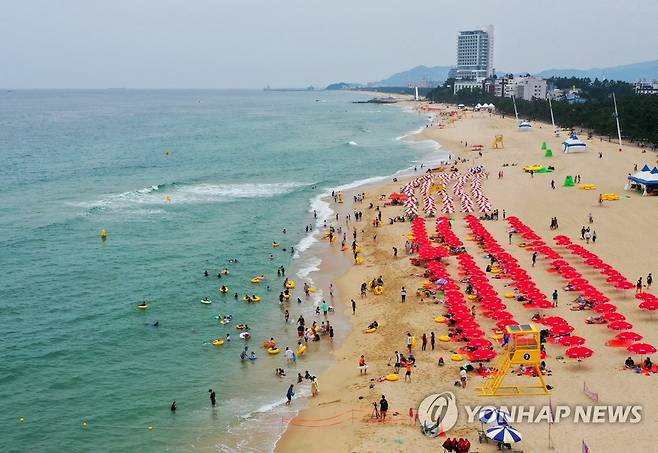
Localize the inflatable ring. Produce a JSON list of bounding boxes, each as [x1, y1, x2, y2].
[[355, 256, 364, 265], [212, 339, 225, 346], [354, 245, 362, 253], [219, 319, 230, 325], [307, 287, 317, 293], [365, 327, 377, 333], [385, 373, 400, 381], [439, 335, 451, 342], [406, 234, 416, 241], [200, 299, 212, 305], [236, 324, 247, 330], [267, 348, 280, 355], [373, 286, 384, 295], [285, 280, 296, 289], [451, 353, 463, 361], [137, 304, 149, 309], [272, 242, 280, 248], [297, 345, 306, 355], [251, 277, 263, 284], [411, 336, 417, 348], [282, 293, 290, 300], [239, 332, 251, 340], [504, 293, 515, 299], [219, 287, 229, 293], [434, 316, 447, 324], [517, 243, 528, 248], [243, 296, 262, 303], [466, 294, 477, 300]]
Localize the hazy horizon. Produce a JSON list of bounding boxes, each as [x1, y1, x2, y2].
[[2, 0, 657, 89]]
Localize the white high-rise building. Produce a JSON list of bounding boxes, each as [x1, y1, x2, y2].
[[452, 25, 494, 80]]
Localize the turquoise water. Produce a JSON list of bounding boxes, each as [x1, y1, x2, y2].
[[0, 90, 434, 452]]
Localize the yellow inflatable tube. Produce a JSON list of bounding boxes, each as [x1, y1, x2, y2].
[[373, 286, 384, 295], [285, 280, 296, 289], [267, 348, 280, 355], [385, 373, 399, 381], [212, 339, 225, 346], [434, 316, 447, 324], [365, 327, 377, 333]]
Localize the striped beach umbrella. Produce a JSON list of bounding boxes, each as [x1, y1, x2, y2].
[[479, 407, 511, 425], [486, 425, 522, 443]]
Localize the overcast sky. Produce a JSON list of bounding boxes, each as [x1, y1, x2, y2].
[[1, 0, 657, 88]]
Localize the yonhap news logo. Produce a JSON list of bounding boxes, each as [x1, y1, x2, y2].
[[417, 392, 643, 436], [417, 391, 459, 437]]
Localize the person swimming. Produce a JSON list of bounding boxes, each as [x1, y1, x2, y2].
[[240, 346, 248, 360], [204, 270, 209, 277], [222, 268, 230, 275], [249, 351, 257, 360]]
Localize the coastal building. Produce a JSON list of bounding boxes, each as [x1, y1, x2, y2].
[[514, 75, 547, 101], [450, 26, 494, 93], [634, 80, 658, 95]]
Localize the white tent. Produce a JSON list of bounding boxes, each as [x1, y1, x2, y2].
[[562, 134, 587, 153]]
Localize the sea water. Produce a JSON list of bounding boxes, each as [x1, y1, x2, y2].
[[0, 89, 441, 452]]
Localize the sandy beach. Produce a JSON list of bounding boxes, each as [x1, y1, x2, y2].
[[276, 104, 658, 452]]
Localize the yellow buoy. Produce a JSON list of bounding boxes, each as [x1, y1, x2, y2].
[[451, 354, 463, 361], [164, 195, 172, 203], [100, 228, 107, 241]]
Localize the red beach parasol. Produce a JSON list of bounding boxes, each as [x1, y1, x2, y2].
[[607, 321, 633, 331], [627, 343, 657, 355]]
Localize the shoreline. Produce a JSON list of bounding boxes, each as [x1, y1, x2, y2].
[[276, 105, 658, 452]]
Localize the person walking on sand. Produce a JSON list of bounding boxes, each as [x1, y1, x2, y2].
[[584, 230, 591, 244], [532, 251, 537, 267], [285, 384, 294, 406], [351, 299, 356, 315], [360, 282, 367, 298], [637, 278, 643, 294], [394, 351, 401, 373], [552, 290, 558, 307], [359, 355, 368, 374], [421, 333, 427, 351], [460, 368, 468, 388], [588, 212, 593, 224], [405, 362, 413, 382], [551, 180, 555, 190], [508, 231, 513, 245], [406, 333, 413, 353], [430, 332, 436, 350], [592, 230, 597, 244], [208, 389, 216, 407], [647, 273, 653, 289], [400, 286, 407, 303]]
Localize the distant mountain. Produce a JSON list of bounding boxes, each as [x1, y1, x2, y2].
[[373, 65, 452, 87], [538, 60, 658, 82]]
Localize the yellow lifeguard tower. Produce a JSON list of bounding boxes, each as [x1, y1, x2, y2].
[[480, 324, 549, 397], [491, 135, 504, 149]]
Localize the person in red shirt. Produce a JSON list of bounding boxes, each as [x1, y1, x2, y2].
[[404, 363, 412, 382], [358, 355, 368, 375]]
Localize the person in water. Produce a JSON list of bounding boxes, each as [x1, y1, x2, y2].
[[240, 346, 248, 360], [170, 401, 176, 412], [204, 270, 209, 277], [209, 389, 216, 407], [249, 351, 256, 360]]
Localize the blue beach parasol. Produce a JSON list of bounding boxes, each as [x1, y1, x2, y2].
[[479, 407, 511, 425], [486, 425, 522, 443]]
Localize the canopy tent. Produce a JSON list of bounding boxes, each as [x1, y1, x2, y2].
[[562, 134, 587, 153], [626, 167, 658, 195]]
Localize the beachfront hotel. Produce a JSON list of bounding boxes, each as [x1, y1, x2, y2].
[[450, 26, 495, 81]]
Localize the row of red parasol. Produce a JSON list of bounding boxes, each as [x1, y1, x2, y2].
[[466, 216, 554, 309], [507, 217, 654, 359], [554, 235, 658, 312], [430, 217, 497, 360], [502, 216, 596, 360]]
